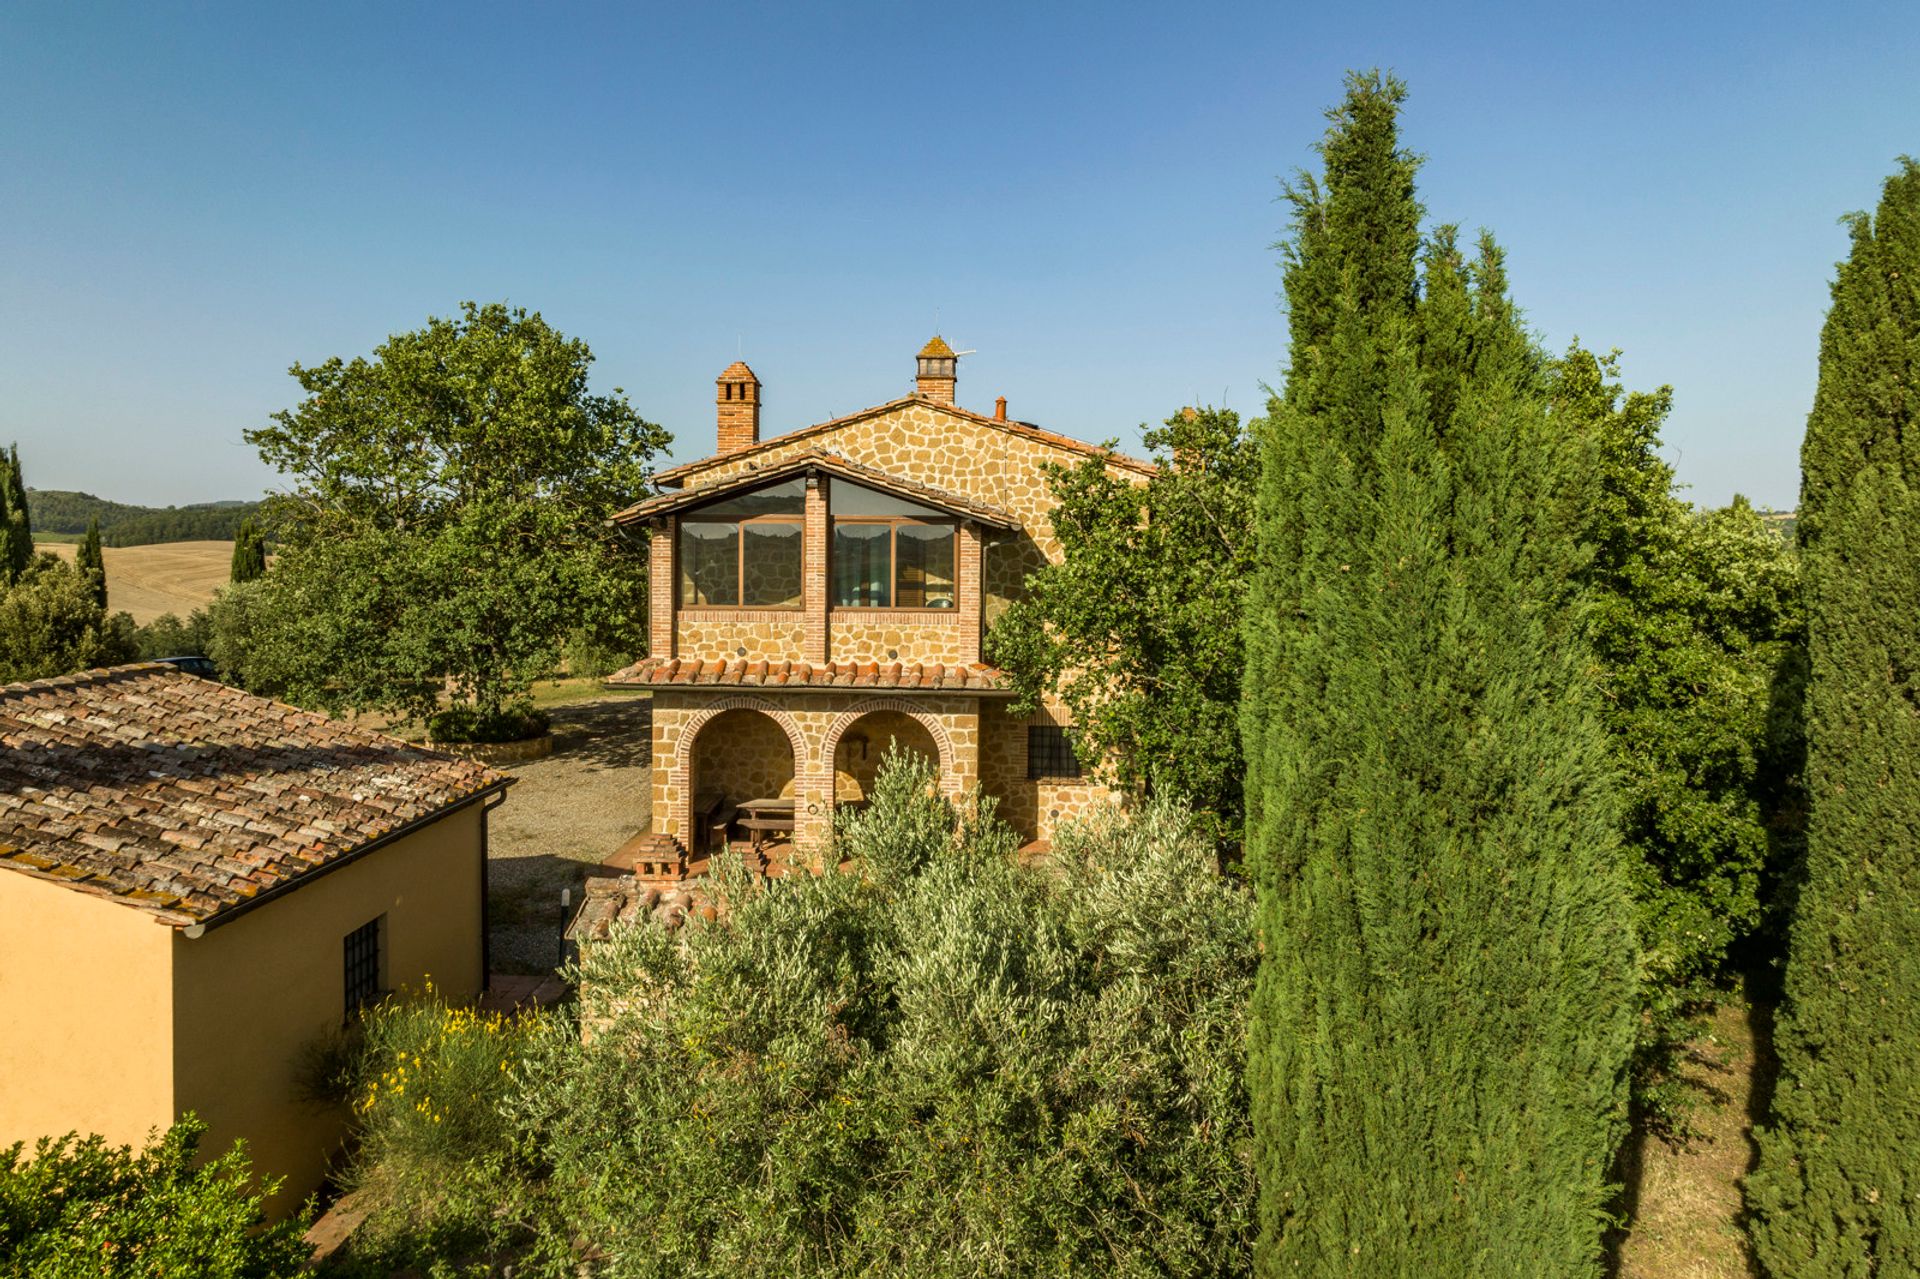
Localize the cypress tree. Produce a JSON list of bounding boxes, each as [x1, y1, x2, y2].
[[5, 444, 31, 582], [1747, 158, 1920, 1277], [0, 455, 14, 588], [77, 516, 107, 609], [229, 518, 266, 583], [1242, 73, 1636, 1276]]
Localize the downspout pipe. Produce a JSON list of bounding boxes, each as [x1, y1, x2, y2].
[[479, 788, 508, 990]]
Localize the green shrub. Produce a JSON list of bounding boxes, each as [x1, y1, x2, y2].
[[426, 703, 550, 744], [332, 990, 542, 1272], [561, 626, 633, 680], [0, 1116, 310, 1278], [0, 553, 137, 682], [339, 754, 1257, 1277], [1746, 156, 1920, 1279], [136, 609, 213, 660]]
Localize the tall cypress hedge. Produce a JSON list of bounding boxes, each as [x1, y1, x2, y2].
[[1242, 72, 1637, 1275], [76, 516, 106, 609], [1747, 158, 1920, 1277]]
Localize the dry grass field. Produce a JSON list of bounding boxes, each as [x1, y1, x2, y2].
[[40, 539, 233, 625]]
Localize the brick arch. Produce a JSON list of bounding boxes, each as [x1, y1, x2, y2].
[[819, 698, 960, 804], [675, 696, 810, 841]]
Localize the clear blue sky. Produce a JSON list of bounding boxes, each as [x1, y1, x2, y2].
[[3, 1, 1914, 510]]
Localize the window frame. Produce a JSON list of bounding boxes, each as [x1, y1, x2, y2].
[[829, 515, 958, 612], [343, 915, 386, 1019], [1026, 725, 1084, 781], [678, 513, 806, 610]]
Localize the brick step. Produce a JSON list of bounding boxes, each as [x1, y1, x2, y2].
[[598, 831, 689, 881]]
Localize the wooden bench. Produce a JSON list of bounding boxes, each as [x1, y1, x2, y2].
[[736, 814, 794, 853], [693, 794, 736, 856]]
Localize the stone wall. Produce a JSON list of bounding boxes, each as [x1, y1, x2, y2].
[[691, 708, 798, 806], [668, 402, 1148, 636], [827, 611, 966, 665], [651, 689, 983, 861], [833, 709, 937, 802], [978, 698, 1120, 845], [676, 612, 806, 662]]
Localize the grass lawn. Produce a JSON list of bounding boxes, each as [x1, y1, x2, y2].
[[1614, 989, 1776, 1278], [529, 675, 645, 710]]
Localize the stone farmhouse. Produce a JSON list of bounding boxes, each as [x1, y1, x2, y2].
[[0, 664, 509, 1214], [605, 337, 1154, 863]]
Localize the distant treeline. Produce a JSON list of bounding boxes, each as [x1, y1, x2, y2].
[[26, 489, 264, 546]]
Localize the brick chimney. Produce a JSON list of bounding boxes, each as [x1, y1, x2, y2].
[[994, 396, 1007, 421], [1173, 406, 1201, 472], [915, 335, 957, 405], [716, 361, 761, 454]]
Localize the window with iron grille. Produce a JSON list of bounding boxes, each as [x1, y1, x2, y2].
[[1026, 725, 1083, 780], [343, 916, 383, 1015]]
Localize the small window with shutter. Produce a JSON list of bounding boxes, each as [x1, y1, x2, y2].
[[343, 916, 385, 1016]]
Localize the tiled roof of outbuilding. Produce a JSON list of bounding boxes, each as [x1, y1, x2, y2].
[[606, 656, 1013, 694], [0, 665, 509, 928]]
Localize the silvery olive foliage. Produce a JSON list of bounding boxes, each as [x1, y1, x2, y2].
[[336, 753, 1256, 1278]]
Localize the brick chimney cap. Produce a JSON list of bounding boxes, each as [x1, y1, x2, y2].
[[917, 335, 956, 359], [717, 361, 759, 383]]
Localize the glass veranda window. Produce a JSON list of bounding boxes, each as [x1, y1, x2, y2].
[[677, 478, 805, 608], [680, 522, 740, 606], [741, 522, 802, 607], [833, 522, 892, 607], [895, 522, 955, 608], [829, 480, 958, 609]]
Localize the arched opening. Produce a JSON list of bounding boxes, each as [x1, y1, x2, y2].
[[832, 709, 940, 806], [689, 708, 798, 856]]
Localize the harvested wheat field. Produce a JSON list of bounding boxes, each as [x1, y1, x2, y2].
[[41, 539, 234, 625]]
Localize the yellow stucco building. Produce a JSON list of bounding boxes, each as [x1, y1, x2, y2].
[[0, 663, 509, 1214]]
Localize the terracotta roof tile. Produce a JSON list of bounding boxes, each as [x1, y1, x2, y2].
[[649, 396, 1157, 487], [605, 656, 1013, 694], [0, 664, 510, 927], [612, 448, 1020, 529]]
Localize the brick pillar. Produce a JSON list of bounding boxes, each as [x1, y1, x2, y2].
[[649, 517, 675, 659], [794, 724, 832, 870], [957, 521, 982, 664], [652, 699, 683, 841], [948, 702, 981, 807], [803, 476, 829, 664]]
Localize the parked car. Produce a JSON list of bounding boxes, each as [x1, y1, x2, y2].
[[156, 655, 219, 680]]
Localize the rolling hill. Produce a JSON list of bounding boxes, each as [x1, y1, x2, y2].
[[26, 489, 264, 546]]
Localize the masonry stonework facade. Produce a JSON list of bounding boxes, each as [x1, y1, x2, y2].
[[611, 339, 1154, 860]]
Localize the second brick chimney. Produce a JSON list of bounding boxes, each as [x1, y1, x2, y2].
[[716, 360, 761, 454], [915, 335, 957, 405]]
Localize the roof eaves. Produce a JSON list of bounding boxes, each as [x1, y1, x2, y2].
[[647, 396, 1157, 486], [612, 450, 1020, 530]]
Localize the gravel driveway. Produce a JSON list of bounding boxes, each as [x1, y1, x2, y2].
[[487, 693, 653, 973]]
